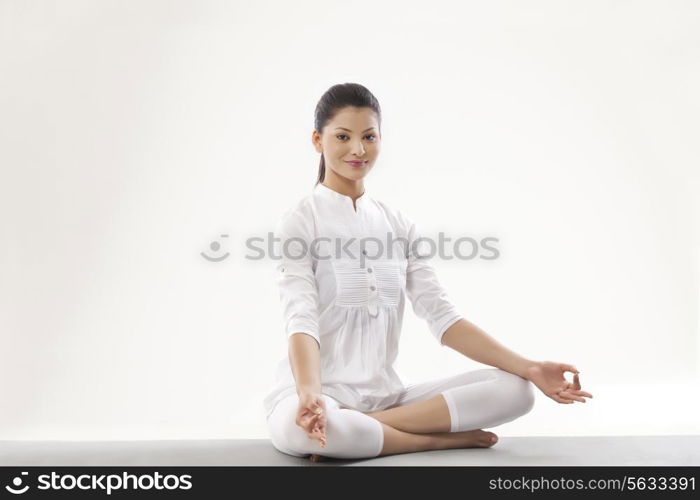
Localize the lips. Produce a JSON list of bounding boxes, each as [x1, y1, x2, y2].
[[345, 160, 367, 166]]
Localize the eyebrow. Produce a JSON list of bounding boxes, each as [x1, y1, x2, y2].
[[334, 127, 376, 133]]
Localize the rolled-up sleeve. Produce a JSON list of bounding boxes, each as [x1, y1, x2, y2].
[[402, 213, 464, 346], [275, 210, 321, 348]]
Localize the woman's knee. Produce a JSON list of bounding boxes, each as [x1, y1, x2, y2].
[[267, 401, 383, 459], [323, 409, 384, 458], [491, 369, 536, 416], [266, 398, 310, 457]]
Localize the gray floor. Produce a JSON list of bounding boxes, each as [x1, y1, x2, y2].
[[1, 436, 698, 466]]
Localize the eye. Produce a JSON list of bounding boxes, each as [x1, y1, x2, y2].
[[336, 134, 377, 141]]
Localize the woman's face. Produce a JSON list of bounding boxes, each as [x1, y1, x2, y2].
[[312, 106, 381, 183]]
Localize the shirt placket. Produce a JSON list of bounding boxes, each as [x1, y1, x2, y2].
[[363, 248, 379, 317], [340, 195, 379, 318]]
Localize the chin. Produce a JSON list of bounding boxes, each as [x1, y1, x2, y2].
[[344, 171, 368, 181], [345, 164, 372, 175]]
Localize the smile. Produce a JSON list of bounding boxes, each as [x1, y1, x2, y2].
[[345, 160, 367, 167]]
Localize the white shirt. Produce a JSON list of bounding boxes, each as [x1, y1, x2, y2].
[[262, 182, 464, 419]]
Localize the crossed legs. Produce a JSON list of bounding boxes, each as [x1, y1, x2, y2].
[[368, 368, 536, 433], [267, 368, 535, 460], [364, 368, 535, 457]]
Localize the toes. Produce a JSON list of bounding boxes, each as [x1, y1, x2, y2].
[[483, 432, 498, 446]]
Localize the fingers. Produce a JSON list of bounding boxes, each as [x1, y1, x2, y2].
[[307, 413, 327, 447], [304, 412, 323, 431], [297, 399, 328, 447], [561, 363, 580, 375], [561, 392, 585, 403], [311, 402, 327, 445], [312, 428, 327, 447], [552, 392, 575, 404], [563, 382, 593, 398], [310, 424, 327, 447], [569, 389, 593, 398], [317, 413, 327, 436], [557, 390, 593, 403], [309, 412, 325, 432], [572, 373, 581, 390], [297, 411, 317, 430], [301, 416, 322, 438]]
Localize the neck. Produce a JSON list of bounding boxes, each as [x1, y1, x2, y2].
[[322, 171, 365, 201]]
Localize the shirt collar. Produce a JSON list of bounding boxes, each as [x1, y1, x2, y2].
[[313, 182, 368, 208]]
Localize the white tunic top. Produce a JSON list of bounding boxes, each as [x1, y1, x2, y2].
[[262, 182, 464, 419]]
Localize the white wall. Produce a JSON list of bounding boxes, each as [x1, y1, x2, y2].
[[1, 0, 698, 440]]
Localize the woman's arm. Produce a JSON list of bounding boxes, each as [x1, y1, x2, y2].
[[441, 318, 540, 379], [288, 332, 328, 447], [288, 332, 322, 395]]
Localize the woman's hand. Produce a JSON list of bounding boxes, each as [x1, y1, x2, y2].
[[525, 361, 593, 404], [296, 392, 327, 447]]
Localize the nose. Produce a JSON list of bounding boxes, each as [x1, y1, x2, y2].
[[350, 139, 366, 156]]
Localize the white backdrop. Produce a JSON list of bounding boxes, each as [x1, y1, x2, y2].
[[1, 0, 698, 440]]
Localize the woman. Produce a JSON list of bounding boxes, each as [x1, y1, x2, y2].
[[263, 83, 593, 461]]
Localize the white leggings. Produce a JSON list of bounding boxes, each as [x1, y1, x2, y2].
[[266, 368, 535, 459]]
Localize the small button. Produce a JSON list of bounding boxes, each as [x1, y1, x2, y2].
[[367, 268, 373, 273], [362, 250, 367, 255], [369, 285, 376, 291], [281, 267, 285, 272]]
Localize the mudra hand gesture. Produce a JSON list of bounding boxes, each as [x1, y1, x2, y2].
[[296, 392, 327, 447], [526, 361, 593, 404]]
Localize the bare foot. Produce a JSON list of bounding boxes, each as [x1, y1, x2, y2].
[[431, 429, 499, 450], [309, 430, 497, 460]]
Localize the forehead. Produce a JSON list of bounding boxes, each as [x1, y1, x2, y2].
[[329, 106, 379, 129]]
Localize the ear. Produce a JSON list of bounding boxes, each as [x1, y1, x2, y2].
[[311, 130, 323, 153]]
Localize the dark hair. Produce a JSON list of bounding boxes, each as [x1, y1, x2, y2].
[[313, 83, 382, 185]]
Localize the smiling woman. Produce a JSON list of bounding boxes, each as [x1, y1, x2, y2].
[[310, 85, 382, 201], [262, 83, 575, 462]]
